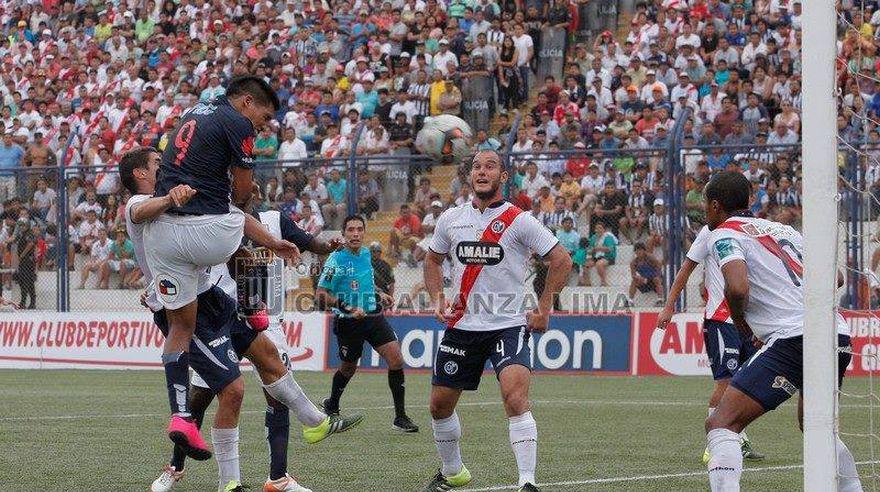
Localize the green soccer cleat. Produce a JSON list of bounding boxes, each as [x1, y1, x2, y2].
[[219, 480, 246, 492], [422, 466, 472, 491], [302, 413, 364, 444], [702, 446, 711, 465], [519, 483, 540, 492], [741, 436, 765, 461]]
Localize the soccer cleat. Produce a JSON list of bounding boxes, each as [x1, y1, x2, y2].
[[245, 306, 270, 332], [702, 446, 711, 465], [741, 436, 765, 460], [422, 466, 472, 491], [302, 413, 364, 444], [150, 465, 184, 492], [167, 415, 212, 461], [392, 415, 420, 433], [264, 474, 312, 492], [519, 484, 540, 492], [320, 397, 339, 416], [219, 480, 247, 492]]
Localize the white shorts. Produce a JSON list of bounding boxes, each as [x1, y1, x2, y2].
[[191, 322, 291, 390], [144, 208, 245, 310], [107, 259, 137, 272]]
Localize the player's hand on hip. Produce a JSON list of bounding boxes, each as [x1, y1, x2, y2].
[[526, 309, 550, 333], [656, 306, 674, 330], [270, 239, 301, 262], [168, 184, 197, 207]]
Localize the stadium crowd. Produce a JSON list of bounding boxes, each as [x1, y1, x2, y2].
[[0, 0, 834, 309]]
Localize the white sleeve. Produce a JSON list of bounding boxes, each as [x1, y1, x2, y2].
[[709, 229, 746, 268], [686, 225, 710, 263], [515, 212, 558, 256], [429, 210, 452, 255], [125, 194, 151, 224]]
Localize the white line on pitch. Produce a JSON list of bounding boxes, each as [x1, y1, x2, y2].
[[457, 461, 880, 491], [1, 398, 873, 422]]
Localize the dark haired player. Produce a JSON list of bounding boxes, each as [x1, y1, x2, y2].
[[120, 148, 363, 492], [700, 172, 861, 491], [422, 150, 572, 492], [142, 76, 280, 459], [316, 215, 419, 433]]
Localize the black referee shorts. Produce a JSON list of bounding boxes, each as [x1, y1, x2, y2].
[[333, 314, 398, 363]]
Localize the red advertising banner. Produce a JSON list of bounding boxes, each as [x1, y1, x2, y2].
[[636, 312, 712, 376]]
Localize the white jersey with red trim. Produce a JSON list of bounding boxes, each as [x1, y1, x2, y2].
[[708, 216, 849, 342], [687, 225, 732, 323], [430, 201, 559, 332]]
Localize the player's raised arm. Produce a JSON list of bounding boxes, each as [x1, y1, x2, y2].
[[657, 258, 699, 329], [129, 184, 198, 224]]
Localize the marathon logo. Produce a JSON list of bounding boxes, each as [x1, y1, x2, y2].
[[456, 241, 504, 265], [439, 344, 466, 357]]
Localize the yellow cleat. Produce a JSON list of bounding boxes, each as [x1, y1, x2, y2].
[[302, 413, 364, 444]]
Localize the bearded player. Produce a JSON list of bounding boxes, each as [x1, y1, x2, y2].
[[119, 148, 363, 492], [657, 223, 764, 463], [142, 76, 278, 458], [422, 150, 572, 492], [700, 172, 862, 492]]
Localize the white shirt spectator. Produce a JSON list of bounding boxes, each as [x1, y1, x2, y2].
[[521, 172, 550, 198], [278, 137, 308, 162], [512, 33, 533, 66], [90, 238, 112, 261]]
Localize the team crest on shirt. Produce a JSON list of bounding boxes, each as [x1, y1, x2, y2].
[[444, 361, 459, 375], [156, 275, 179, 300], [228, 349, 239, 363], [491, 220, 506, 234], [350, 280, 359, 290], [726, 359, 738, 371]]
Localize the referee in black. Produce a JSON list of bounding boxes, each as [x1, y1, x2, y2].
[[316, 215, 418, 433]]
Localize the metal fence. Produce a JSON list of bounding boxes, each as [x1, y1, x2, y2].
[[0, 118, 842, 314]]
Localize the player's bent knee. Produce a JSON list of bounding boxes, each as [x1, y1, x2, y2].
[[339, 362, 358, 378], [218, 377, 245, 408]]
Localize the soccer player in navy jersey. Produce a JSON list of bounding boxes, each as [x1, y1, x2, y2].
[[143, 76, 280, 459]]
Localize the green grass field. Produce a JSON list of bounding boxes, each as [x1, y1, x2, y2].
[[0, 369, 876, 491]]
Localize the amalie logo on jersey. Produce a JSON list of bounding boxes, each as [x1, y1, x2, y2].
[[456, 241, 504, 265]]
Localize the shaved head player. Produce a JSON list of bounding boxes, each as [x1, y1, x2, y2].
[[422, 150, 572, 492]]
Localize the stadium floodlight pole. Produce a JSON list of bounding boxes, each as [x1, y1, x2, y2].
[[802, 0, 839, 490], [347, 122, 367, 216]]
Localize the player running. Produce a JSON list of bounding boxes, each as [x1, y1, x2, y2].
[[143, 76, 278, 459], [657, 224, 764, 463], [316, 215, 419, 433], [119, 148, 363, 492], [700, 172, 862, 492], [421, 150, 572, 492]]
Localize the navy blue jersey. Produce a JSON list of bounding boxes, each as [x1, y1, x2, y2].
[[279, 213, 315, 251], [155, 96, 256, 215]]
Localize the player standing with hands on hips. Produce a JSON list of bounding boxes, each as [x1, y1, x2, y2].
[[422, 150, 572, 492], [143, 76, 279, 459], [316, 215, 419, 433]]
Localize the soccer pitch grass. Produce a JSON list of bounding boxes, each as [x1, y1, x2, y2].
[[1, 370, 876, 491]]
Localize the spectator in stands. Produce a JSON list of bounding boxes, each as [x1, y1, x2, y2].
[[579, 221, 618, 287], [77, 209, 103, 258], [322, 169, 347, 231], [78, 226, 110, 290], [593, 180, 626, 235], [370, 241, 396, 299], [619, 179, 652, 244], [0, 131, 23, 201], [627, 242, 664, 307], [31, 177, 55, 223], [556, 216, 580, 255], [12, 211, 36, 309], [278, 127, 308, 163], [103, 229, 138, 290], [296, 204, 324, 237], [357, 170, 380, 218], [390, 203, 423, 267]]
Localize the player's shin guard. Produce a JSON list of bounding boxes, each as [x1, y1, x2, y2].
[[388, 369, 406, 418], [263, 372, 326, 427], [837, 436, 864, 492], [162, 351, 191, 417], [432, 412, 464, 477], [706, 428, 742, 492], [211, 427, 241, 486], [170, 385, 215, 470], [266, 405, 290, 481], [509, 411, 537, 487]]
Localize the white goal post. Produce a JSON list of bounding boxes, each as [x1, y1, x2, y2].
[[801, 0, 840, 490]]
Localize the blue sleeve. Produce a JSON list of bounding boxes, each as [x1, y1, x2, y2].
[[279, 213, 315, 250], [223, 111, 256, 169], [317, 254, 337, 290]]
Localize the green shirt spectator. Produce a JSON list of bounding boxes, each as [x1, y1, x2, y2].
[[326, 177, 347, 204], [135, 18, 155, 42]]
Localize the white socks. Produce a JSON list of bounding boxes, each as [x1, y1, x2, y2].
[[263, 372, 326, 428], [837, 436, 864, 492], [432, 412, 464, 477], [707, 428, 742, 492], [509, 411, 538, 487], [211, 426, 240, 486]]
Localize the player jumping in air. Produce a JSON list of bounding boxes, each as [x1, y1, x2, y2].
[[142, 76, 278, 460], [700, 172, 862, 492], [422, 150, 572, 492], [120, 148, 363, 492], [657, 224, 765, 463], [316, 215, 420, 433]]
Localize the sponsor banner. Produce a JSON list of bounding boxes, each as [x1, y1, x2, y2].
[[325, 314, 632, 373], [636, 312, 711, 376], [841, 311, 880, 377], [461, 73, 493, 133], [536, 27, 566, 83], [0, 312, 327, 371]]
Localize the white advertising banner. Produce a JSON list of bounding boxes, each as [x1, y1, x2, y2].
[[0, 311, 328, 371]]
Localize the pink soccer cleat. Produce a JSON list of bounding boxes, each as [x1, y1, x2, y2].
[[246, 308, 270, 332], [167, 415, 212, 461]]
